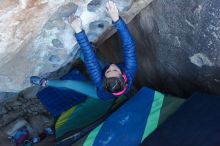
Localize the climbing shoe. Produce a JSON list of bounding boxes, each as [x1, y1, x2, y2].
[[30, 76, 48, 87]]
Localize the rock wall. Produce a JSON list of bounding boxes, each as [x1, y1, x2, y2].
[[0, 0, 151, 142], [1, 0, 146, 94], [97, 0, 220, 97], [0, 91, 53, 135]]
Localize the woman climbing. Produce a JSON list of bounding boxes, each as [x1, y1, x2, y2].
[[30, 1, 137, 100]]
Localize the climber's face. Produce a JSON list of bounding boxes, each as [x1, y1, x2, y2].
[[105, 64, 122, 78]]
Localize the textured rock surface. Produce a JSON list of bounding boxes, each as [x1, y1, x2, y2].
[[87, 0, 133, 12], [0, 0, 75, 93], [0, 1, 149, 145], [0, 0, 140, 94], [98, 0, 220, 97], [0, 92, 18, 103], [0, 94, 51, 128]]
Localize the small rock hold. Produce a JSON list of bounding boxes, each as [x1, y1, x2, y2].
[[190, 53, 214, 68], [57, 3, 78, 17], [49, 55, 61, 63], [98, 23, 104, 28], [87, 0, 103, 12], [52, 39, 64, 48], [89, 20, 110, 34]]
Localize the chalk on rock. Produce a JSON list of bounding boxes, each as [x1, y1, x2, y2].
[[44, 16, 66, 30]]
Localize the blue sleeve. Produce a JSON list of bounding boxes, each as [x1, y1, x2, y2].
[[75, 30, 103, 88], [113, 17, 137, 86]]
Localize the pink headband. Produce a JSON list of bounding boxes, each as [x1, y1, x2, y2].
[[112, 73, 128, 96]]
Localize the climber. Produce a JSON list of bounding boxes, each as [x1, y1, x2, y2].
[[30, 1, 137, 100]]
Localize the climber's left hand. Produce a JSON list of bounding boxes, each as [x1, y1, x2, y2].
[[106, 1, 119, 22]]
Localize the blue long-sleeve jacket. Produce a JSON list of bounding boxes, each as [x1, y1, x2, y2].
[[75, 17, 137, 100]]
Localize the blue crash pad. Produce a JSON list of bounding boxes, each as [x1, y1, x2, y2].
[[141, 92, 220, 146], [37, 69, 87, 118], [93, 87, 155, 146]]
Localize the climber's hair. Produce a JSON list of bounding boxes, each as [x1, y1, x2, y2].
[[104, 75, 127, 93]]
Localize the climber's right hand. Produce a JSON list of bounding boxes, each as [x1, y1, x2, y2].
[[69, 16, 82, 33]]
